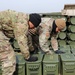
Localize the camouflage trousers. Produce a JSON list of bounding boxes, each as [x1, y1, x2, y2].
[[0, 31, 16, 75], [28, 34, 39, 53]]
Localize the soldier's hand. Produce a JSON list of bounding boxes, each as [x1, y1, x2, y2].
[[28, 28, 37, 35]]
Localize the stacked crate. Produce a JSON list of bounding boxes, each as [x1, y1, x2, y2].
[[59, 45, 71, 54], [60, 54, 75, 75], [57, 29, 67, 46], [67, 24, 75, 46], [14, 53, 26, 75], [70, 45, 75, 55], [26, 54, 43, 75], [43, 54, 59, 75]]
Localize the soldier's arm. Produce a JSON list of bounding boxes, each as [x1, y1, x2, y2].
[[13, 22, 30, 59], [51, 34, 58, 51]]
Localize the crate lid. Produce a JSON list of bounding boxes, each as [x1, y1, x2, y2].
[[16, 53, 25, 64], [43, 54, 59, 63], [59, 45, 70, 50], [26, 54, 43, 63], [60, 54, 75, 61]]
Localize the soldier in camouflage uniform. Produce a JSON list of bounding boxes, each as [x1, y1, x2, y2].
[[0, 10, 41, 75], [39, 18, 66, 54]]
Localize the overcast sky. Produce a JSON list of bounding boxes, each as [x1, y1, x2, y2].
[[0, 0, 75, 13]]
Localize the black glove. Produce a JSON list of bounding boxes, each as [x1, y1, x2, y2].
[[26, 56, 38, 62], [55, 50, 65, 54]]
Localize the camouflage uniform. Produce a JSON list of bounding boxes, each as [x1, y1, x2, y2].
[[39, 18, 58, 54], [0, 10, 30, 75], [28, 28, 39, 53]]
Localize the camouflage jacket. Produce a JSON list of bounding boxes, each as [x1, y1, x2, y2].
[[39, 18, 58, 54], [0, 10, 30, 59]]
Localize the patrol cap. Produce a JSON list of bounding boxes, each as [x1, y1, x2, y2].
[[55, 19, 66, 30], [29, 13, 41, 27]]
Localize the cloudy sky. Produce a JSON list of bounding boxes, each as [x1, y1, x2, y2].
[[0, 0, 75, 13]]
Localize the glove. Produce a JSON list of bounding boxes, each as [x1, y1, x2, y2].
[[25, 56, 38, 62], [55, 50, 65, 54], [28, 28, 37, 35]]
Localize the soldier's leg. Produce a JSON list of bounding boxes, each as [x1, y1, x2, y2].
[[32, 35, 39, 53], [27, 34, 34, 52], [0, 31, 16, 75], [28, 28, 39, 53], [28, 34, 40, 54]]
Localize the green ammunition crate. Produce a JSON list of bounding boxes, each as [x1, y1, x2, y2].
[[13, 39, 20, 52], [58, 32, 66, 40], [67, 33, 75, 41], [14, 53, 25, 75], [67, 41, 75, 46], [26, 54, 43, 75], [58, 40, 66, 46], [60, 54, 75, 75], [70, 17, 75, 24], [59, 45, 71, 54], [13, 40, 19, 49], [70, 45, 75, 54], [71, 50, 75, 55], [43, 54, 59, 75], [70, 45, 75, 49], [68, 25, 75, 33]]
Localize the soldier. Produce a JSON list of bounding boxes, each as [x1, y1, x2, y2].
[[39, 18, 66, 54], [0, 10, 41, 75]]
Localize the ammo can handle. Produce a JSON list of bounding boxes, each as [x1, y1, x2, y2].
[[65, 68, 75, 73], [28, 65, 39, 70]]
